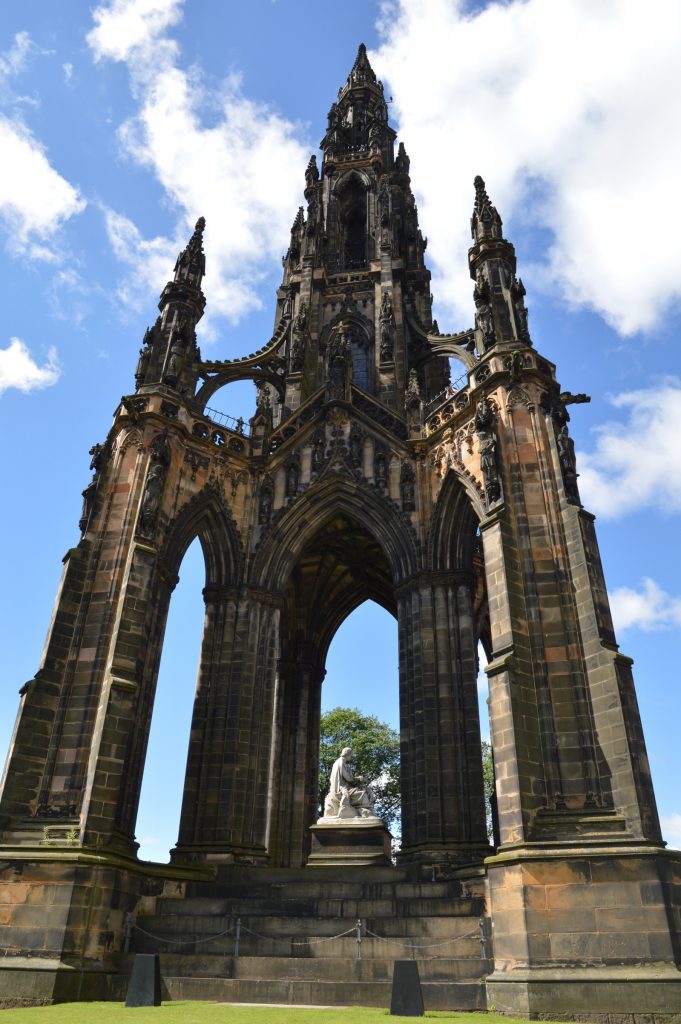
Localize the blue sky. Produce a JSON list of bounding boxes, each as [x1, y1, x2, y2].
[[1, 0, 681, 861]]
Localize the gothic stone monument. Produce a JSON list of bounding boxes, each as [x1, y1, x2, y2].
[[1, 45, 680, 1017]]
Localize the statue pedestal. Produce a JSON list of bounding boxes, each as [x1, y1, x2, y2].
[[307, 819, 392, 867]]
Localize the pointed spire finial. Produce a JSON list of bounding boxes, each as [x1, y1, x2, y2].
[[396, 142, 410, 175], [305, 155, 319, 188], [471, 175, 502, 241], [292, 206, 304, 232], [473, 176, 488, 209], [346, 41, 377, 87], [174, 216, 206, 284]]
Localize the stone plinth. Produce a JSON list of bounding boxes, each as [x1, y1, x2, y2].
[[308, 820, 392, 867]]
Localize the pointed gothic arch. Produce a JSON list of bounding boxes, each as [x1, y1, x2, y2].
[[250, 473, 420, 594], [427, 468, 484, 572], [159, 482, 243, 587]]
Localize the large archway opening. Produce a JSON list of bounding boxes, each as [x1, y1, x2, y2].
[[267, 512, 397, 866], [135, 538, 205, 862], [321, 600, 400, 835]]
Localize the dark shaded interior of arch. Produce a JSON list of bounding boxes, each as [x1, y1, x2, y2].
[[282, 514, 395, 667], [339, 179, 367, 269]]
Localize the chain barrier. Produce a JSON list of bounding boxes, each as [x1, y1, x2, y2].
[[128, 915, 486, 962], [131, 922, 236, 947], [363, 925, 480, 955]]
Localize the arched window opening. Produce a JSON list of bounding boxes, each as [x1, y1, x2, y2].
[[448, 356, 469, 392], [135, 538, 205, 862], [320, 600, 400, 838], [349, 329, 370, 390], [339, 178, 367, 270], [204, 378, 257, 432]]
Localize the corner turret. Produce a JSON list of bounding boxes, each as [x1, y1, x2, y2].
[[134, 218, 206, 394], [468, 178, 531, 351]]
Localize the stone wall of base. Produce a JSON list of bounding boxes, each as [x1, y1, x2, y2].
[[0, 960, 127, 1008], [486, 967, 681, 1022], [487, 847, 681, 972]]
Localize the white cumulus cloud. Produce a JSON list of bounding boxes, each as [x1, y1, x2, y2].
[[373, 0, 681, 336], [609, 578, 681, 634], [88, 0, 309, 331], [88, 0, 183, 63], [0, 32, 85, 257], [0, 118, 85, 256], [0, 117, 84, 256], [577, 382, 681, 518], [0, 338, 60, 394]]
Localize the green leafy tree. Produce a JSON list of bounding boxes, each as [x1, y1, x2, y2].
[[319, 707, 401, 831], [481, 739, 495, 842]]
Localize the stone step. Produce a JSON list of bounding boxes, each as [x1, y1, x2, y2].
[[154, 895, 483, 918], [132, 954, 489, 983], [183, 880, 468, 901], [158, 975, 487, 1010]]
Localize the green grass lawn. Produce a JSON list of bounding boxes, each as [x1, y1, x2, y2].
[[0, 1004, 568, 1024]]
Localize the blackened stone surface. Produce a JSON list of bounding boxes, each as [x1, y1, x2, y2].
[[391, 960, 424, 1016], [125, 954, 161, 1007]]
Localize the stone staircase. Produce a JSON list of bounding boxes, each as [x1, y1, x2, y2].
[[125, 865, 492, 1009]]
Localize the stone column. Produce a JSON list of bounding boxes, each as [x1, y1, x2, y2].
[[0, 544, 90, 832], [266, 656, 324, 867], [397, 573, 489, 864], [173, 586, 281, 862]]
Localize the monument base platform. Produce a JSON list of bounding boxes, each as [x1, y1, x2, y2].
[[307, 820, 392, 866]]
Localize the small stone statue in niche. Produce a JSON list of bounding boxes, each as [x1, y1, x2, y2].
[[320, 747, 380, 821], [379, 291, 395, 362], [556, 424, 580, 503], [400, 463, 416, 512], [79, 479, 98, 535], [475, 397, 502, 506], [327, 329, 351, 401], [476, 303, 495, 353], [290, 301, 308, 372], [285, 459, 299, 498], [258, 487, 273, 526], [140, 465, 165, 525], [311, 428, 326, 475], [139, 431, 171, 534], [374, 446, 388, 488]]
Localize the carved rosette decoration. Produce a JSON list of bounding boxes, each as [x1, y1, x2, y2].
[[138, 430, 171, 537], [474, 397, 502, 508]]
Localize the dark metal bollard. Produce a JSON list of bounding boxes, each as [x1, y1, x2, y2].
[[390, 959, 424, 1016], [125, 953, 162, 1007]]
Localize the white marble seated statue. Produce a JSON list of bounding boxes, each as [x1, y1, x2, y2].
[[320, 746, 381, 822]]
